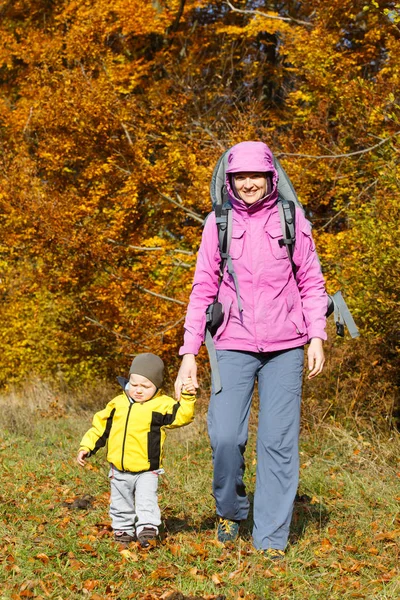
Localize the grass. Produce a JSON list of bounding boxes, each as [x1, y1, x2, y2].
[[0, 386, 399, 600]]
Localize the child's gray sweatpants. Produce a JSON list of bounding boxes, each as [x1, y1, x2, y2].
[[207, 347, 304, 551], [108, 465, 162, 536]]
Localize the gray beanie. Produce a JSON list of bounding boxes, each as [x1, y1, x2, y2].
[[129, 353, 164, 389]]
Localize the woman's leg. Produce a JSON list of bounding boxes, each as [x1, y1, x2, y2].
[[208, 350, 259, 522], [253, 347, 304, 550]]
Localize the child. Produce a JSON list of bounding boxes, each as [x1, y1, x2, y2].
[[77, 352, 196, 547]]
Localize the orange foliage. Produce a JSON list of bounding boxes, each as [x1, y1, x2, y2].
[[0, 0, 399, 406]]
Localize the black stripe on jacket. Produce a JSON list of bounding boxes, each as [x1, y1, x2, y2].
[[92, 408, 116, 455], [148, 403, 180, 471]]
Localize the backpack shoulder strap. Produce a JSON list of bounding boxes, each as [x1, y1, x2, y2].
[[277, 196, 297, 274], [215, 201, 243, 312], [215, 200, 231, 277]]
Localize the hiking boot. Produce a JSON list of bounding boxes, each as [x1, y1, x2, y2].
[[114, 530, 135, 544], [217, 518, 240, 543], [263, 548, 285, 561], [137, 527, 158, 548]]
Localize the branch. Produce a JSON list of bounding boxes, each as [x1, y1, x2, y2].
[[157, 191, 204, 223], [135, 315, 186, 345], [317, 178, 378, 231], [172, 259, 192, 268], [85, 316, 132, 340], [22, 107, 34, 135], [192, 121, 226, 151], [133, 283, 186, 305], [277, 131, 400, 160], [106, 239, 195, 254], [225, 0, 311, 27], [121, 122, 134, 146], [167, 0, 186, 33]]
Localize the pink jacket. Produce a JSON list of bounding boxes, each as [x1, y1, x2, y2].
[[179, 142, 327, 356]]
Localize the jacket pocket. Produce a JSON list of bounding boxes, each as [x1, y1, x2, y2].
[[229, 228, 245, 259], [287, 294, 305, 335], [265, 226, 288, 260], [214, 298, 232, 340]]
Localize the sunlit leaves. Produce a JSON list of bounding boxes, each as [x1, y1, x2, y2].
[[0, 0, 399, 395]]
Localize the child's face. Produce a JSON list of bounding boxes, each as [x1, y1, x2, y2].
[[128, 374, 157, 403]]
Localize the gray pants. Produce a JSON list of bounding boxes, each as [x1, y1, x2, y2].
[[108, 465, 162, 536], [207, 347, 304, 550]]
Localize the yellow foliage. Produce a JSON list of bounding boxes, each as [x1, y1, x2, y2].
[[0, 0, 398, 398]]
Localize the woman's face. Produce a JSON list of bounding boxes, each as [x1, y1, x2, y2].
[[233, 172, 268, 205]]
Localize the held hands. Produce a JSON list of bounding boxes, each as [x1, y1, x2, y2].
[[77, 449, 89, 467], [181, 377, 197, 395], [307, 338, 325, 379], [175, 354, 198, 399]]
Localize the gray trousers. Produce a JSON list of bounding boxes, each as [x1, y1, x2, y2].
[[108, 465, 162, 536], [207, 347, 304, 550]]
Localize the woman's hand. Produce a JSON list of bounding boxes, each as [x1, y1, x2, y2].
[[181, 377, 197, 395], [175, 354, 198, 399], [307, 338, 325, 379]]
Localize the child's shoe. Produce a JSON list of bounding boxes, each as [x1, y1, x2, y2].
[[114, 530, 135, 544], [217, 517, 240, 542], [137, 527, 158, 548]]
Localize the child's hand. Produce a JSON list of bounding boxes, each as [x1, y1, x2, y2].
[[182, 377, 197, 395], [77, 450, 89, 467]]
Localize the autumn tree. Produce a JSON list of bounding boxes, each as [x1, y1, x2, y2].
[[0, 0, 399, 421]]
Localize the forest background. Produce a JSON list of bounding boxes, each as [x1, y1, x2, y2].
[[0, 0, 399, 424], [1, 1, 400, 599]]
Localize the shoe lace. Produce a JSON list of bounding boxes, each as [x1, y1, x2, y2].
[[265, 548, 285, 559], [219, 518, 236, 533]]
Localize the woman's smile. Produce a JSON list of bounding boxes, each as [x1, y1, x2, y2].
[[233, 172, 268, 205]]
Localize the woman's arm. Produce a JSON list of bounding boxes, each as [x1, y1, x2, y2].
[[178, 213, 221, 355], [175, 214, 220, 397]]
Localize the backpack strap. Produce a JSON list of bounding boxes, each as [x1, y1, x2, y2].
[[331, 291, 360, 338], [205, 328, 222, 393], [277, 197, 296, 275], [215, 199, 243, 312], [204, 193, 243, 394]]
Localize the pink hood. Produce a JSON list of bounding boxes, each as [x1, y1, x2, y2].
[[180, 141, 327, 356], [226, 141, 279, 211]]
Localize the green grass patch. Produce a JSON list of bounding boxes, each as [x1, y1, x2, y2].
[[0, 393, 399, 599]]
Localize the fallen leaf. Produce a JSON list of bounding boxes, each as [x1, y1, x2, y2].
[[379, 569, 397, 582], [119, 548, 139, 562], [35, 553, 50, 564], [83, 580, 99, 591], [211, 573, 222, 585], [130, 569, 142, 580], [167, 544, 181, 556], [264, 569, 275, 578], [150, 566, 177, 580], [375, 529, 400, 541]]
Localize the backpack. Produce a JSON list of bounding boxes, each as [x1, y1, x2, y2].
[[205, 148, 359, 392]]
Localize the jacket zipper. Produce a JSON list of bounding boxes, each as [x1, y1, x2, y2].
[[121, 402, 133, 471]]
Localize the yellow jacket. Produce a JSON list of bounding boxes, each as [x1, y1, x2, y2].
[[79, 383, 196, 472]]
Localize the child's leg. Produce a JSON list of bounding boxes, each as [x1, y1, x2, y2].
[[109, 465, 136, 536], [134, 471, 161, 535]]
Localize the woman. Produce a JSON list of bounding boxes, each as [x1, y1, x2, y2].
[[175, 141, 327, 560]]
